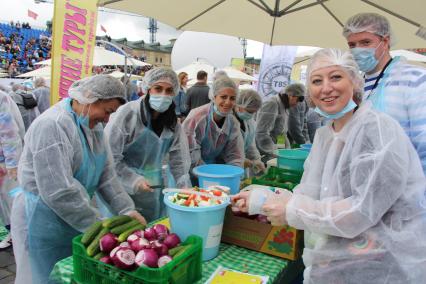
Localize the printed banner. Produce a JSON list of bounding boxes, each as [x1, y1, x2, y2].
[[257, 45, 297, 100], [50, 0, 99, 104]]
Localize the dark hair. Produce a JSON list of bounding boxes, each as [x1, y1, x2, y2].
[[278, 93, 290, 109], [143, 94, 177, 133], [197, 70, 208, 80]]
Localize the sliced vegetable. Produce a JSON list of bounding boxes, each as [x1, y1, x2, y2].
[[110, 219, 140, 235], [102, 215, 132, 229], [81, 221, 102, 246], [135, 248, 158, 268], [157, 255, 173, 267], [130, 237, 150, 252], [111, 247, 135, 270]]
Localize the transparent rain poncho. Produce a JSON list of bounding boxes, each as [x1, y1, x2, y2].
[[182, 103, 244, 168], [105, 97, 190, 194], [236, 89, 262, 161], [16, 101, 135, 231], [255, 95, 290, 161], [286, 103, 426, 283]]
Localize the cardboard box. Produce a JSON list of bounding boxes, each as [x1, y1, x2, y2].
[[221, 207, 303, 261]]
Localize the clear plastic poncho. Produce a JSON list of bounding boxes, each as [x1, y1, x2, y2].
[[255, 95, 290, 161], [16, 101, 135, 231], [104, 97, 192, 192], [286, 102, 426, 283], [182, 103, 244, 168]]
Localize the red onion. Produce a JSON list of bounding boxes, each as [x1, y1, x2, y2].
[[111, 247, 135, 270], [163, 233, 181, 249], [135, 248, 158, 268], [157, 255, 173, 267], [100, 233, 118, 253]]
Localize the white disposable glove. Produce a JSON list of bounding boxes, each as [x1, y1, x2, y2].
[[262, 189, 293, 226]]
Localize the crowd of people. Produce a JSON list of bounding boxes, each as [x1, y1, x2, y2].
[[0, 12, 425, 284], [0, 22, 51, 77]]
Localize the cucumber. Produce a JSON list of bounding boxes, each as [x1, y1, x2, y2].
[[169, 245, 186, 257], [81, 221, 103, 246], [94, 251, 106, 260], [118, 223, 146, 242], [87, 228, 109, 257], [110, 219, 140, 235], [102, 215, 132, 228], [173, 245, 192, 258]]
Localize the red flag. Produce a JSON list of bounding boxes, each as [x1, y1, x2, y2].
[[101, 25, 107, 33], [28, 9, 38, 20]]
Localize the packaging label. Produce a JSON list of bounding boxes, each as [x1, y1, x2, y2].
[[206, 223, 223, 248]]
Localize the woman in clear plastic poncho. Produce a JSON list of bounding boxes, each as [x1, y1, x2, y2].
[[11, 75, 145, 284], [232, 49, 426, 283], [233, 89, 265, 175], [104, 68, 191, 222], [182, 75, 244, 170]]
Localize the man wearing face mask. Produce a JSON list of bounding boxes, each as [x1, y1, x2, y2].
[[343, 13, 426, 175], [104, 68, 192, 222], [255, 83, 306, 163]]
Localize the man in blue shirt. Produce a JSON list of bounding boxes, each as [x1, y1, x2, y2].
[[343, 13, 426, 175]]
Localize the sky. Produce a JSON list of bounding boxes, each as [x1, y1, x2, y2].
[[0, 0, 313, 59]]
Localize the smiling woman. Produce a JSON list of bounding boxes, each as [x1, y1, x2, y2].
[[232, 48, 426, 284]]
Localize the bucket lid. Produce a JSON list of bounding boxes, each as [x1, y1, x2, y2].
[[193, 164, 244, 178]]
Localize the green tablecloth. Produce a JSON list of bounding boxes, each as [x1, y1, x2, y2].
[[0, 226, 8, 242], [50, 242, 302, 284]]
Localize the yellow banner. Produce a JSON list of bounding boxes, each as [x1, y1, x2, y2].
[[231, 58, 245, 71], [50, 0, 99, 105]]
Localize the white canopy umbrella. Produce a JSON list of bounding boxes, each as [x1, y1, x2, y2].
[[175, 60, 216, 82], [17, 66, 51, 78], [109, 70, 144, 80], [220, 66, 257, 82], [35, 46, 150, 67], [99, 0, 426, 48]]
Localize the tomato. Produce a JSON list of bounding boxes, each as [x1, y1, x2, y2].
[[212, 190, 222, 196]]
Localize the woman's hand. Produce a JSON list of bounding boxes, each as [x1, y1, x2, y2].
[[136, 179, 153, 192], [231, 190, 252, 213], [126, 210, 147, 226], [262, 191, 292, 226]]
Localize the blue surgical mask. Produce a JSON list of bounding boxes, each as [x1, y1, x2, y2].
[[76, 105, 91, 129], [350, 41, 383, 73], [213, 104, 228, 117], [314, 99, 357, 120], [149, 95, 173, 113], [236, 111, 254, 121]]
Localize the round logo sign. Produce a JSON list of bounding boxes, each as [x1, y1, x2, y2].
[[259, 63, 293, 98]]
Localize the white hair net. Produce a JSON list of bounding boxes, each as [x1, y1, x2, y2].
[[212, 70, 228, 82], [306, 48, 364, 103], [141, 67, 179, 96], [208, 76, 238, 101], [237, 89, 262, 111], [284, 83, 305, 97], [68, 75, 126, 105], [343, 13, 395, 46]]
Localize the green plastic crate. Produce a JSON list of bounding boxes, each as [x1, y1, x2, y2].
[[72, 234, 202, 284], [251, 166, 303, 190]]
